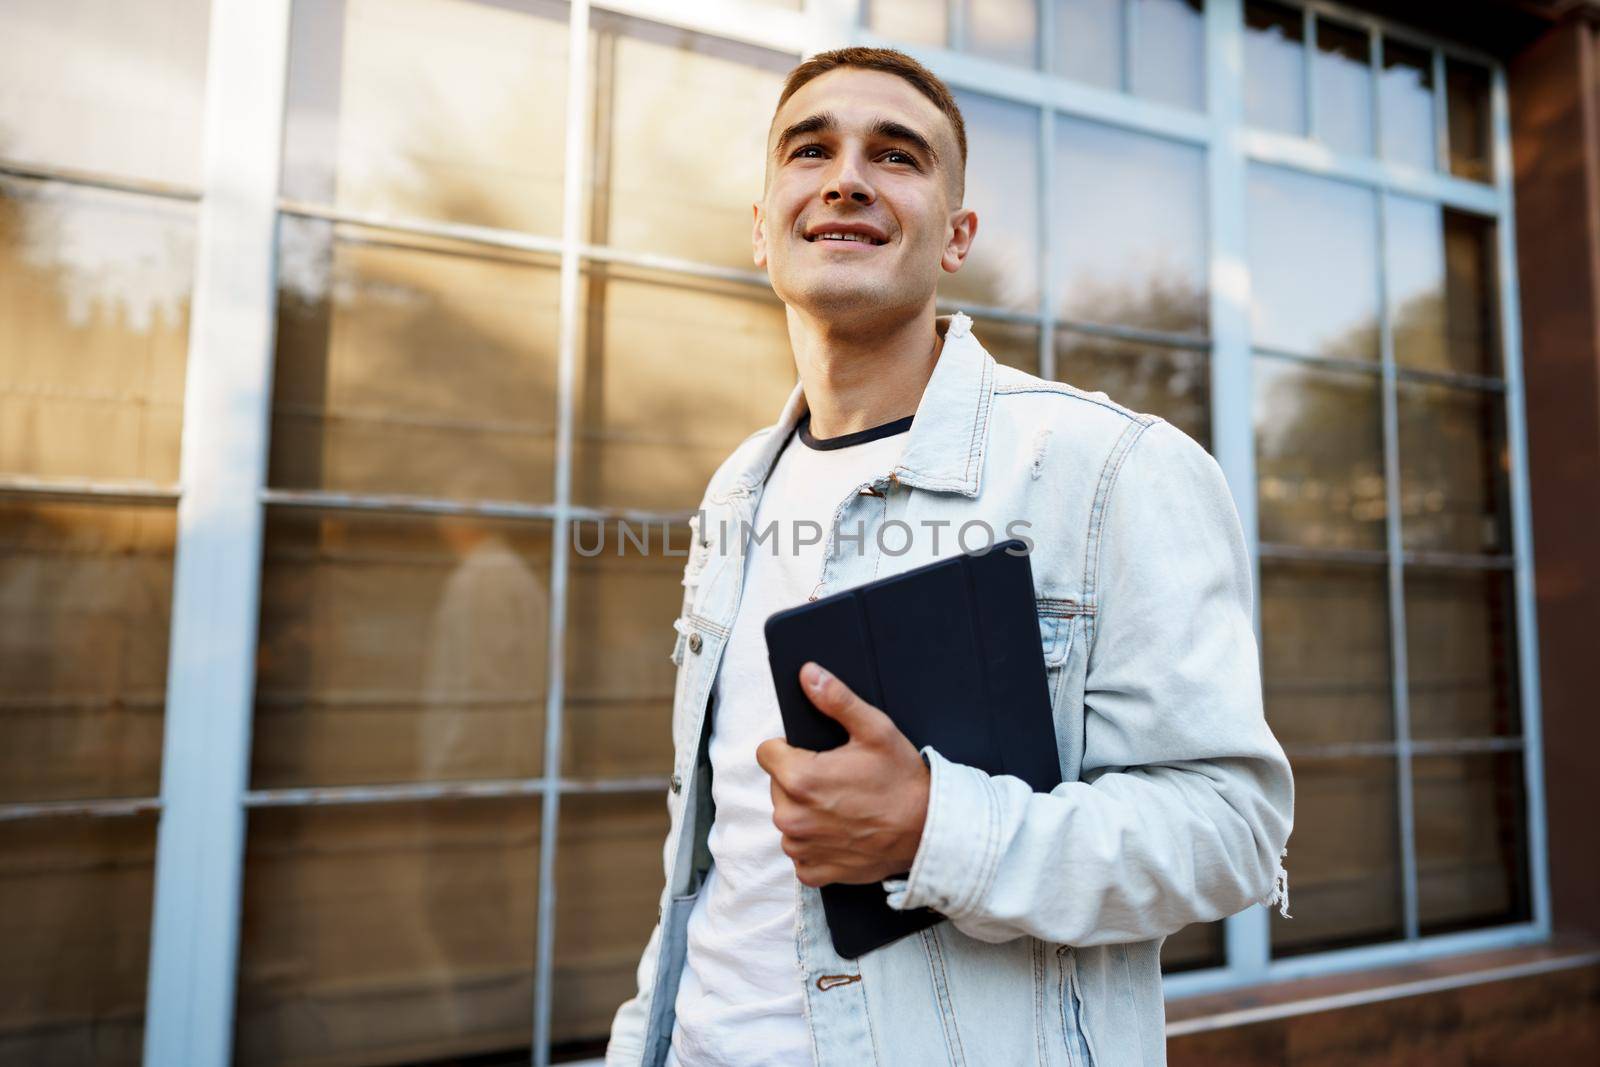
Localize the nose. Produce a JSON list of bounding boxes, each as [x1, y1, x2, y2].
[[821, 150, 875, 206]]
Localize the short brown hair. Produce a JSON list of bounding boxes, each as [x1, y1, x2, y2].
[[771, 47, 968, 201]]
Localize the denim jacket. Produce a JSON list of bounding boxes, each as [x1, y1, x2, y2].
[[605, 311, 1294, 1067]]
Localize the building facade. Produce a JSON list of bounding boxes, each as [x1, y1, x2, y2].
[[1, 1, 1596, 1065]]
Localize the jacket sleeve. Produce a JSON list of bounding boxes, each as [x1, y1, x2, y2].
[[881, 419, 1294, 946]]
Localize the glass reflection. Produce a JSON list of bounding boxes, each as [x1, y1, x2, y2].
[[1161, 920, 1224, 973], [1255, 357, 1386, 551], [970, 318, 1041, 376], [1398, 381, 1510, 555], [1271, 757, 1404, 956], [866, 0, 949, 47], [1413, 753, 1530, 935], [269, 216, 562, 504], [1404, 568, 1520, 741], [1244, 0, 1306, 136], [944, 91, 1040, 312], [589, 13, 794, 272], [1054, 117, 1208, 335], [1132, 0, 1206, 112], [1, 178, 193, 484], [234, 799, 540, 1066], [1055, 331, 1210, 448], [280, 0, 569, 233], [1387, 199, 1500, 378], [1248, 165, 1380, 360], [252, 510, 551, 790], [0, 814, 157, 1067], [1313, 19, 1373, 156], [1446, 57, 1493, 184], [962, 0, 1040, 68], [1380, 38, 1436, 171], [551, 793, 671, 1050], [573, 266, 795, 512], [1260, 560, 1393, 747], [0, 0, 209, 187], [0, 502, 174, 804], [562, 521, 685, 779], [1053, 0, 1122, 91]]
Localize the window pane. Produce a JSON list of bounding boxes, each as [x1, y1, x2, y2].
[[961, 0, 1040, 68], [945, 92, 1040, 312], [1255, 358, 1386, 551], [1055, 331, 1210, 449], [0, 814, 157, 1066], [252, 510, 551, 790], [0, 502, 174, 803], [562, 523, 682, 779], [1271, 757, 1404, 956], [589, 14, 793, 273], [1132, 0, 1206, 112], [1244, 0, 1306, 136], [269, 217, 561, 504], [1379, 38, 1436, 171], [281, 0, 568, 233], [1387, 199, 1500, 378], [1052, 0, 1123, 91], [1054, 117, 1208, 336], [0, 0, 209, 187], [1414, 753, 1530, 936], [551, 792, 670, 1051], [972, 318, 1041, 376], [1446, 57, 1493, 184], [1161, 920, 1224, 973], [1313, 19, 1373, 156], [866, 0, 948, 46], [1248, 165, 1380, 360], [1398, 381, 1510, 556], [573, 267, 794, 512], [1, 178, 193, 484], [234, 799, 540, 1066], [1404, 568, 1520, 741], [1261, 560, 1392, 748]]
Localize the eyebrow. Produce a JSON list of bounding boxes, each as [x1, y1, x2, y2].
[[774, 111, 942, 168]]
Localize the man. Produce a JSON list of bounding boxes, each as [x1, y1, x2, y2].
[[606, 47, 1292, 1067]]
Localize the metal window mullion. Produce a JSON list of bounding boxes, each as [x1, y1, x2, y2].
[[1303, 5, 1317, 142], [1367, 23, 1382, 160], [1432, 48, 1449, 174], [947, 0, 965, 53], [1489, 63, 1552, 939], [142, 2, 292, 1065], [1205, 0, 1269, 982], [532, 1, 593, 1063], [1038, 103, 1056, 380], [1375, 190, 1421, 942]]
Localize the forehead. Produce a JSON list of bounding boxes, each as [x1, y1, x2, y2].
[[769, 67, 952, 152]]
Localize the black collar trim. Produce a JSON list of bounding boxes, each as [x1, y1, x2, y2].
[[797, 411, 914, 451]]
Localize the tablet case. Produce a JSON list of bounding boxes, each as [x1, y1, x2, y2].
[[763, 538, 1061, 959]]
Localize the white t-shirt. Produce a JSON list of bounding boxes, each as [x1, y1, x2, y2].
[[665, 411, 913, 1067]]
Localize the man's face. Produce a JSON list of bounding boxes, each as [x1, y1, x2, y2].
[[754, 67, 977, 323]]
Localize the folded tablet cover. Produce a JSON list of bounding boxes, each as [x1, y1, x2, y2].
[[763, 538, 1061, 959]]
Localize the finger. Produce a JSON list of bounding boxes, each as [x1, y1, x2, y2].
[[800, 662, 896, 744], [754, 736, 794, 777]]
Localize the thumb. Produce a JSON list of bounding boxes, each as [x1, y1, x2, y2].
[[801, 662, 894, 744]]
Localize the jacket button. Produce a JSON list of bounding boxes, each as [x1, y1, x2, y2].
[[670, 773, 682, 794], [688, 632, 703, 654]]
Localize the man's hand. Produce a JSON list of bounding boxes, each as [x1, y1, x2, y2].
[[754, 662, 931, 888]]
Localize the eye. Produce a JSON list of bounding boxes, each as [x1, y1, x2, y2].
[[792, 144, 825, 159], [884, 150, 918, 166]]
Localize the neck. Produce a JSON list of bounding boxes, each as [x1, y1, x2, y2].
[[784, 297, 945, 439]]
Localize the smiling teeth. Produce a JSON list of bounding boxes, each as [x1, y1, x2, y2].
[[815, 233, 875, 243]]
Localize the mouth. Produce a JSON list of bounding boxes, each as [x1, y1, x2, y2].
[[803, 226, 888, 247]]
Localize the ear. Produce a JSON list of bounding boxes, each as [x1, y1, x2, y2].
[[752, 200, 768, 269], [941, 207, 978, 274]]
